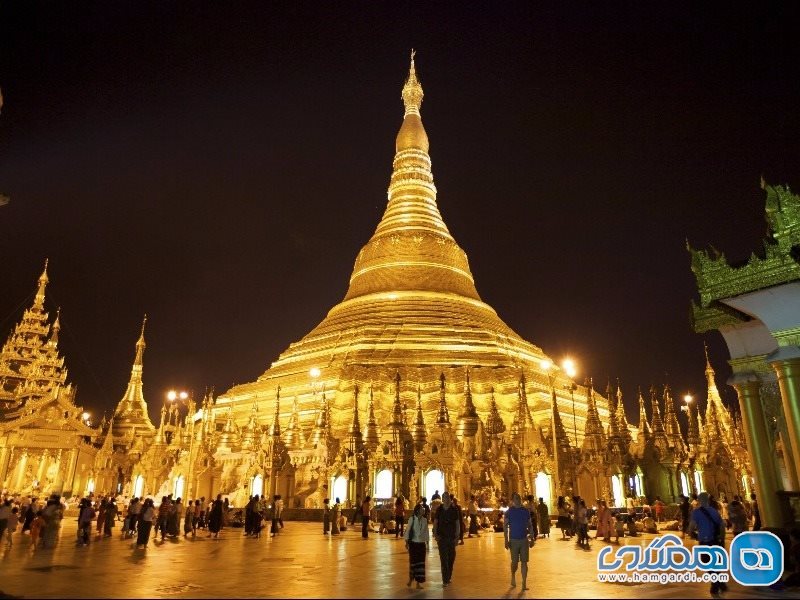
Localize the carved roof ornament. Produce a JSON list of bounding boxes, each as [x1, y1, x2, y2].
[[436, 372, 451, 427], [364, 384, 379, 451], [412, 385, 428, 452], [689, 181, 800, 331], [486, 387, 506, 438]]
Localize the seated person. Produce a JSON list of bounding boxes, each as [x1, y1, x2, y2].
[[642, 515, 658, 534], [337, 513, 348, 531], [481, 515, 491, 529], [626, 516, 639, 537], [493, 513, 504, 533]]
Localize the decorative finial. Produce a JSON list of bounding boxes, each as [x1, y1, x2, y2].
[[402, 50, 424, 117]]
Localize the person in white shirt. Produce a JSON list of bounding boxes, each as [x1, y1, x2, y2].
[[404, 503, 430, 589]]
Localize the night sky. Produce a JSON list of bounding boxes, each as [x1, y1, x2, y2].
[[1, 3, 799, 426]]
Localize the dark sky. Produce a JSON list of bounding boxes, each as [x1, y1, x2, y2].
[[1, 2, 799, 426]]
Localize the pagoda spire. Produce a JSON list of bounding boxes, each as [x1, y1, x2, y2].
[[48, 308, 61, 346], [402, 49, 423, 117], [33, 258, 49, 309], [112, 315, 155, 435], [412, 385, 428, 452], [582, 378, 606, 452], [606, 380, 620, 437], [363, 385, 380, 451], [269, 387, 282, 437], [637, 387, 651, 439], [310, 388, 330, 447], [342, 52, 481, 302], [615, 385, 632, 443], [702, 343, 733, 444], [650, 385, 665, 434], [662, 385, 685, 451], [551, 388, 570, 455], [347, 385, 363, 454], [282, 396, 305, 450], [436, 372, 451, 427], [486, 387, 506, 438], [456, 368, 479, 438]]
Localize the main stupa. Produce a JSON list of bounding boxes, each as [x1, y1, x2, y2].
[[217, 53, 604, 459]]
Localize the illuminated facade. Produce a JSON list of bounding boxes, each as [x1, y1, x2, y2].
[[689, 180, 800, 527], [1, 56, 752, 511]]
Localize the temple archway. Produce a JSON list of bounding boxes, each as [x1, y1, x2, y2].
[[332, 475, 348, 503], [424, 469, 445, 500], [174, 475, 185, 500], [611, 474, 624, 507], [534, 472, 552, 509], [251, 474, 264, 497], [375, 469, 393, 500], [133, 474, 144, 498], [679, 471, 690, 497]]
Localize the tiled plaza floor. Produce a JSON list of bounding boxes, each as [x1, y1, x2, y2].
[[0, 521, 797, 599]]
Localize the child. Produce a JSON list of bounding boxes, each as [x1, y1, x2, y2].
[[30, 510, 45, 548], [6, 507, 19, 546], [614, 514, 626, 543]]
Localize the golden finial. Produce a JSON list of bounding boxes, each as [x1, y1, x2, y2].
[[134, 314, 147, 366], [34, 258, 50, 308], [402, 49, 424, 117]]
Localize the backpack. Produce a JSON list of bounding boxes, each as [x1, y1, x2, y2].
[[699, 507, 724, 545]]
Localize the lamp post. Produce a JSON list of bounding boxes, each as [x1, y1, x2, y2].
[[540, 359, 560, 505], [561, 359, 578, 447], [166, 389, 189, 497]]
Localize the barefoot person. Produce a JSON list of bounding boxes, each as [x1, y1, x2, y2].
[[432, 492, 460, 586], [504, 492, 534, 590], [404, 503, 429, 588]]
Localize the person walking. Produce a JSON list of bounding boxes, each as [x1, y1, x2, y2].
[[654, 496, 665, 523], [184, 499, 194, 537], [556, 496, 572, 539], [103, 498, 117, 537], [536, 497, 550, 538], [729, 498, 748, 536], [323, 498, 331, 535], [432, 492, 460, 587], [395, 495, 406, 539], [688, 492, 727, 596], [404, 503, 429, 589], [136, 498, 155, 549], [41, 495, 64, 549], [751, 493, 761, 531], [208, 494, 224, 538], [468, 495, 480, 538], [361, 496, 372, 539], [331, 498, 341, 535], [595, 500, 612, 542], [679, 495, 691, 539], [5, 507, 19, 546], [0, 499, 10, 543], [77, 498, 95, 546], [504, 492, 534, 590]]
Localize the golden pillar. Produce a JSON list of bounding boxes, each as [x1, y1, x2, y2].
[[769, 353, 800, 490], [730, 374, 782, 528]]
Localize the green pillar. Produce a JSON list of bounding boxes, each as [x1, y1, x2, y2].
[[769, 353, 800, 490], [730, 374, 782, 528]]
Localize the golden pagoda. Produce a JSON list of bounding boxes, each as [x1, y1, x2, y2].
[[201, 53, 608, 508]]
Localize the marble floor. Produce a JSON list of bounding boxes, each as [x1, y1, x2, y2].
[[0, 521, 796, 599]]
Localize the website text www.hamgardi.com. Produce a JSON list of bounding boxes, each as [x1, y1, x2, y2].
[[598, 572, 730, 584]]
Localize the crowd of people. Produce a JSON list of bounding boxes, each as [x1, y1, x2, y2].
[[1, 487, 798, 594]]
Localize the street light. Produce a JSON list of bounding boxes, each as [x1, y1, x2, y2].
[[682, 394, 693, 414], [309, 367, 321, 379]]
